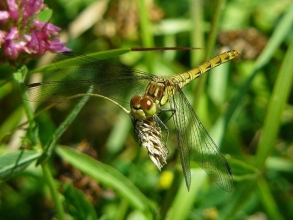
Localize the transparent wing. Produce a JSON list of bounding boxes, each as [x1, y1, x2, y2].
[[169, 85, 233, 192], [54, 52, 153, 81], [22, 52, 153, 108]]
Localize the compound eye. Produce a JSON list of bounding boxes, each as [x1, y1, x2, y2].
[[130, 95, 141, 107], [140, 97, 156, 116], [140, 97, 153, 110]]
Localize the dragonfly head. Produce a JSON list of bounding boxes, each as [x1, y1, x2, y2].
[[130, 95, 157, 120]]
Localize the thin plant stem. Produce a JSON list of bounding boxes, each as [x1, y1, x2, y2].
[[42, 163, 65, 220]]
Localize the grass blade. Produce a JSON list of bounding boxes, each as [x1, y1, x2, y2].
[[255, 36, 293, 168], [56, 146, 156, 217]]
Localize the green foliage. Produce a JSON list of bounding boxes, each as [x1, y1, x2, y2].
[[0, 0, 292, 219], [38, 8, 53, 23], [56, 146, 156, 217], [0, 149, 41, 179]]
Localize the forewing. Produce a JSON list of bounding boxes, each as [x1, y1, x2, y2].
[[54, 52, 152, 81], [23, 53, 152, 107], [170, 85, 233, 192]]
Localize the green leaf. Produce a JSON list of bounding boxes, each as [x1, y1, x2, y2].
[[0, 149, 41, 179], [13, 65, 28, 83], [38, 9, 53, 22], [56, 146, 156, 217]]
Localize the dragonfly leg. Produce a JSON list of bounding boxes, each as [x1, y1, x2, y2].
[[159, 108, 176, 123], [154, 115, 170, 145]]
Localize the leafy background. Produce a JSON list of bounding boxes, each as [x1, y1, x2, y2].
[[0, 0, 293, 219]]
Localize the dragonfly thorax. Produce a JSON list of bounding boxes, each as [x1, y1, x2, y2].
[[145, 78, 172, 107], [130, 95, 157, 120]]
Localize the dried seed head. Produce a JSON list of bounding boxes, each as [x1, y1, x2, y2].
[[133, 117, 169, 170]]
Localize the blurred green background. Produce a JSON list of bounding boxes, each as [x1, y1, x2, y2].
[[1, 0, 293, 219]]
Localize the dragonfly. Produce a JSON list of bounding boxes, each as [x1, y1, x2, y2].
[[23, 50, 239, 192]]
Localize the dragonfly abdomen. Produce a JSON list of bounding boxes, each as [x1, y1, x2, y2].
[[171, 50, 239, 89]]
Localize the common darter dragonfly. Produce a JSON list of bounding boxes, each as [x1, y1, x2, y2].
[[23, 50, 239, 191]]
